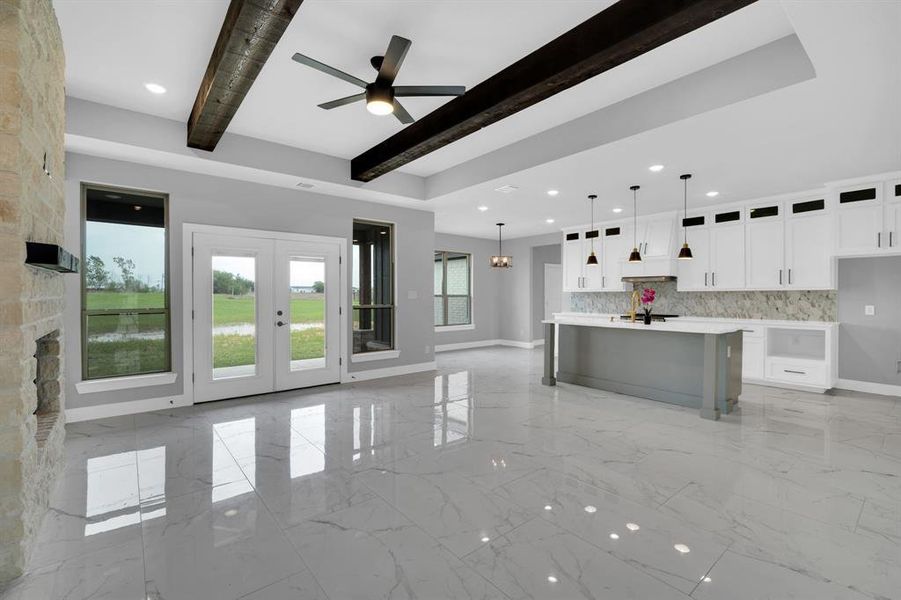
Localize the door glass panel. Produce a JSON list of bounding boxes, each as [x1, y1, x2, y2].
[[211, 255, 257, 379], [289, 256, 326, 370]]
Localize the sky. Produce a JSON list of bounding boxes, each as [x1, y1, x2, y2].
[[87, 222, 327, 288]]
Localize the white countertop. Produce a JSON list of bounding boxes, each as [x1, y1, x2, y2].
[[544, 313, 742, 335], [549, 312, 838, 329]]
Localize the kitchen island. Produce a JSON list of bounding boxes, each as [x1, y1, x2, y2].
[[542, 314, 743, 420]]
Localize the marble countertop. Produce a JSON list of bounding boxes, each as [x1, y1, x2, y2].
[[544, 314, 742, 335], [550, 312, 838, 328]]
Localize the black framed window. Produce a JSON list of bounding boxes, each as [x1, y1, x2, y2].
[[352, 220, 394, 353], [434, 251, 472, 327], [81, 184, 170, 379]]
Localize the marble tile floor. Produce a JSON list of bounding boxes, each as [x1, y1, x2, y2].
[[2, 347, 900, 599]]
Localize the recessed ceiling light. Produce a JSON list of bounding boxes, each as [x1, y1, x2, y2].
[[626, 522, 640, 531], [547, 576, 558, 583], [547, 189, 559, 196], [545, 218, 555, 224], [649, 165, 664, 172], [674, 544, 691, 554], [702, 576, 712, 583], [612, 207, 623, 213], [706, 191, 719, 197], [583, 505, 597, 514], [481, 536, 490, 543], [544, 505, 553, 511], [609, 532, 620, 540], [477, 206, 488, 212], [144, 82, 167, 95]]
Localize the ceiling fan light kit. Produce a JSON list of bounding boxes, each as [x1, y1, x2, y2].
[[292, 35, 465, 124]]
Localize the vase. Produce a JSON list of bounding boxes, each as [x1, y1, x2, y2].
[[643, 312, 652, 325]]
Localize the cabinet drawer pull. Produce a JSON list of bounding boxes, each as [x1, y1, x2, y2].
[[712, 272, 716, 287], [704, 272, 708, 287], [878, 232, 882, 248], [783, 369, 806, 375], [788, 268, 792, 285], [891, 231, 895, 247], [779, 269, 782, 285], [741, 329, 754, 333]]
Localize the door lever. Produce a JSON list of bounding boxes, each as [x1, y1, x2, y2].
[[276, 321, 284, 327]]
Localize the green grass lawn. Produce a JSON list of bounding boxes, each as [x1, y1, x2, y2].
[[85, 291, 326, 377]]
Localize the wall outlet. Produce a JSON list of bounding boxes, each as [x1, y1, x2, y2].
[[864, 305, 875, 316]]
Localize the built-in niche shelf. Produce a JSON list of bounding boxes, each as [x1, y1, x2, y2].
[[767, 327, 826, 361]]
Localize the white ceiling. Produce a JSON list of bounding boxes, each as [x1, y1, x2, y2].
[[54, 0, 901, 239]]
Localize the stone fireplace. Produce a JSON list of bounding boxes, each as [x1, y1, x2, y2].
[[0, 0, 67, 583]]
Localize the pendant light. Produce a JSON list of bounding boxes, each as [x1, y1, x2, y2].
[[586, 194, 599, 265], [490, 223, 512, 268], [628, 185, 642, 263], [678, 173, 694, 260]]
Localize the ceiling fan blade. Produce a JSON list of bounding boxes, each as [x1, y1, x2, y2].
[[318, 93, 366, 110], [376, 35, 411, 86], [292, 53, 368, 89], [392, 99, 414, 124], [393, 85, 465, 97]]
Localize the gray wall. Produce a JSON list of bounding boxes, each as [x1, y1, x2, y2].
[[837, 256, 901, 386], [434, 233, 501, 346], [64, 153, 435, 410], [531, 244, 562, 341], [497, 233, 562, 343]]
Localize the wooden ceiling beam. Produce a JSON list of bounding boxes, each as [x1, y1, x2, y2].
[[187, 0, 304, 151], [351, 0, 756, 182]]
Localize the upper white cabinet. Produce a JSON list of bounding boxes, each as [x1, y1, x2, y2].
[[641, 218, 676, 258], [746, 204, 785, 289], [600, 225, 628, 291], [785, 198, 834, 289], [709, 210, 745, 289], [676, 214, 710, 291], [562, 226, 626, 292], [620, 214, 678, 278], [885, 179, 901, 250], [835, 182, 884, 253], [562, 231, 585, 292]]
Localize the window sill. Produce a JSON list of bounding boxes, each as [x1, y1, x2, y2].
[[351, 350, 400, 363], [435, 324, 475, 332], [75, 372, 178, 394]]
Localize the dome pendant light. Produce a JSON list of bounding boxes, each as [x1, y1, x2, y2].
[[678, 174, 694, 260], [490, 223, 512, 268], [628, 185, 642, 263], [586, 194, 599, 265]]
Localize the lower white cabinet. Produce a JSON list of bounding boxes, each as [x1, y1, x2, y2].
[[740, 329, 765, 380]]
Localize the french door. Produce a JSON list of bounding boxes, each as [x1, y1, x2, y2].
[[192, 230, 342, 403]]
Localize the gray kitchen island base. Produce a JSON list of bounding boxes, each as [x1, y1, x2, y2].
[[544, 321, 742, 420]]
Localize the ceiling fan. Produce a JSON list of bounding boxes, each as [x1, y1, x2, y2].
[[291, 35, 465, 124]]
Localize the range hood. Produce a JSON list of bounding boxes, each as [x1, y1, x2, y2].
[[621, 275, 676, 283]]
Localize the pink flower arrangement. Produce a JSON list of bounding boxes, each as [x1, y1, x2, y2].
[[640, 288, 656, 305]]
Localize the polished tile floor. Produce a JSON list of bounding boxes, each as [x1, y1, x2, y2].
[[3, 347, 900, 599]]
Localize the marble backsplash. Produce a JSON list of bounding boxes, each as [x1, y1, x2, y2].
[[567, 281, 837, 322]]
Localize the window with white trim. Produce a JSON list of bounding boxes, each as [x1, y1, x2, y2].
[[434, 251, 472, 327]]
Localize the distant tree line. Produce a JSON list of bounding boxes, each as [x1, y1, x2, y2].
[[85, 255, 161, 293], [213, 270, 255, 295]]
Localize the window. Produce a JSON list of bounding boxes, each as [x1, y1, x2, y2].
[[434, 251, 472, 327], [81, 184, 169, 379], [352, 220, 394, 353]]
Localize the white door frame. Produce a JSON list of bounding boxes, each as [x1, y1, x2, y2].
[[182, 223, 347, 405]]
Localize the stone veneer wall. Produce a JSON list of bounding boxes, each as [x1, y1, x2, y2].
[[568, 280, 837, 322], [0, 0, 67, 583]]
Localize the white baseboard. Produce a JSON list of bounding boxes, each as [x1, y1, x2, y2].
[[435, 339, 500, 353], [435, 339, 543, 352], [66, 394, 191, 423], [836, 378, 901, 397], [344, 361, 436, 382]]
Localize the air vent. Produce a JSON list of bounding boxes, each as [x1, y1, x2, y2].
[[493, 184, 519, 194]]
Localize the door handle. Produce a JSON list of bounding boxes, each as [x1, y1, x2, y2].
[[276, 310, 283, 316], [276, 321, 285, 327]]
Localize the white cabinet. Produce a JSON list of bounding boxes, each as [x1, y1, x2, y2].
[[785, 199, 834, 289], [885, 179, 901, 250], [835, 182, 883, 253], [583, 231, 603, 289], [739, 326, 765, 380], [562, 232, 585, 292], [710, 222, 745, 289], [600, 225, 628, 291], [642, 218, 675, 258], [746, 205, 784, 289], [676, 218, 710, 291]]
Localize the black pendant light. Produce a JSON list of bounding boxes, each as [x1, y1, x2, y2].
[[490, 223, 512, 268], [586, 194, 599, 265], [678, 174, 694, 260], [628, 185, 642, 263]]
